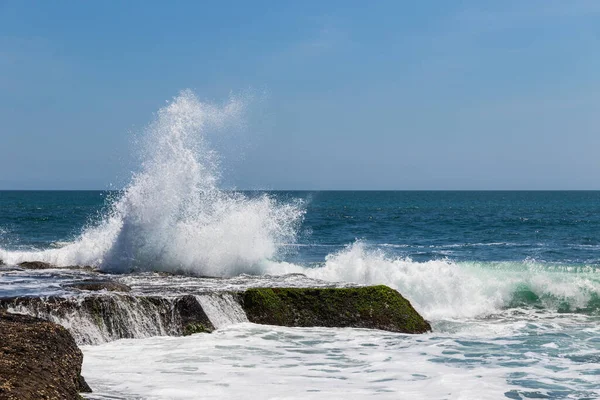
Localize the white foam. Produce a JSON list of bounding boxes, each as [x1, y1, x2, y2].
[[264, 242, 600, 320], [0, 90, 304, 275], [81, 319, 600, 400]]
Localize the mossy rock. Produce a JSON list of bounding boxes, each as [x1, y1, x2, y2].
[[174, 295, 215, 334], [183, 323, 210, 335], [242, 285, 431, 334]]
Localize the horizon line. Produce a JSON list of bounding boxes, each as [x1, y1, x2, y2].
[[1, 189, 600, 192]]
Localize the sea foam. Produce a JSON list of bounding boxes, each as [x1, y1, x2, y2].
[[261, 242, 600, 319], [0, 90, 304, 275]]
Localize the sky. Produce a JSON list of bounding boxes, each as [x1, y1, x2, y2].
[[1, 0, 599, 190]]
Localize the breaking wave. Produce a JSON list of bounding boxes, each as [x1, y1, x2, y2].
[[0, 90, 304, 275], [1, 90, 598, 321], [262, 242, 600, 319]]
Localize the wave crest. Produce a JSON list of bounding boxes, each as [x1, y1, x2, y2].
[[266, 242, 600, 319], [0, 90, 304, 275]]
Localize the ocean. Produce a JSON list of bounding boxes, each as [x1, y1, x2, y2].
[[0, 93, 598, 399]]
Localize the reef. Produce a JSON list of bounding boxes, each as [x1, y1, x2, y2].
[[0, 311, 91, 400], [242, 285, 431, 334]]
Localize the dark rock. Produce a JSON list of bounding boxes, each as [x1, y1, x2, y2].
[[0, 295, 215, 344], [242, 285, 431, 334], [0, 311, 91, 399], [0, 286, 429, 348], [77, 375, 92, 393], [174, 295, 215, 334], [0, 259, 4, 266], [18, 261, 55, 270], [65, 280, 131, 293], [17, 261, 99, 273]]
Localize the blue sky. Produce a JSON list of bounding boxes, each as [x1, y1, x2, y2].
[[1, 0, 599, 189]]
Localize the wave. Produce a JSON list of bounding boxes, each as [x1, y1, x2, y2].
[[262, 242, 600, 319], [0, 90, 304, 275]]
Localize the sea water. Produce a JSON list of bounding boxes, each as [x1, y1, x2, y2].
[[0, 91, 598, 399]]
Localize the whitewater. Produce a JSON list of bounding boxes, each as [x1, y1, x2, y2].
[[1, 91, 599, 399]]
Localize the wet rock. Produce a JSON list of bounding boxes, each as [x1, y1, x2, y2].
[[0, 311, 91, 399], [65, 280, 132, 293], [0, 295, 215, 344], [17, 261, 99, 273], [18, 261, 55, 270], [0, 286, 428, 347], [174, 295, 215, 334], [242, 285, 432, 334]]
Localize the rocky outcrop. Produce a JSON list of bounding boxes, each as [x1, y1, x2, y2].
[[0, 294, 215, 345], [18, 261, 55, 270], [17, 262, 97, 272], [242, 285, 431, 334], [176, 295, 214, 335], [0, 286, 430, 345], [0, 311, 91, 400], [65, 279, 131, 293]]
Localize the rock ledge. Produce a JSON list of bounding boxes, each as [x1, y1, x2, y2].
[[242, 285, 431, 334], [0, 311, 91, 400]]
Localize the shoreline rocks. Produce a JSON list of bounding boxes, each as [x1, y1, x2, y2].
[[0, 294, 216, 345], [242, 286, 431, 334], [0, 311, 91, 399], [0, 286, 430, 345], [16, 261, 97, 273], [17, 261, 55, 270], [0, 285, 429, 397]]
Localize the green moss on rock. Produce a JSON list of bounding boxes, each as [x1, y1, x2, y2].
[[183, 322, 210, 335], [242, 285, 431, 334]]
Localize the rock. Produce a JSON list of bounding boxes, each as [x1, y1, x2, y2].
[[77, 375, 92, 393], [0, 295, 215, 344], [0, 286, 429, 346], [0, 311, 91, 399], [17, 261, 98, 273], [65, 280, 132, 293], [174, 295, 215, 334], [0, 259, 4, 266], [18, 261, 55, 270], [242, 285, 431, 334]]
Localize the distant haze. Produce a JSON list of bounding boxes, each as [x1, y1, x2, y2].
[[1, 1, 599, 190]]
